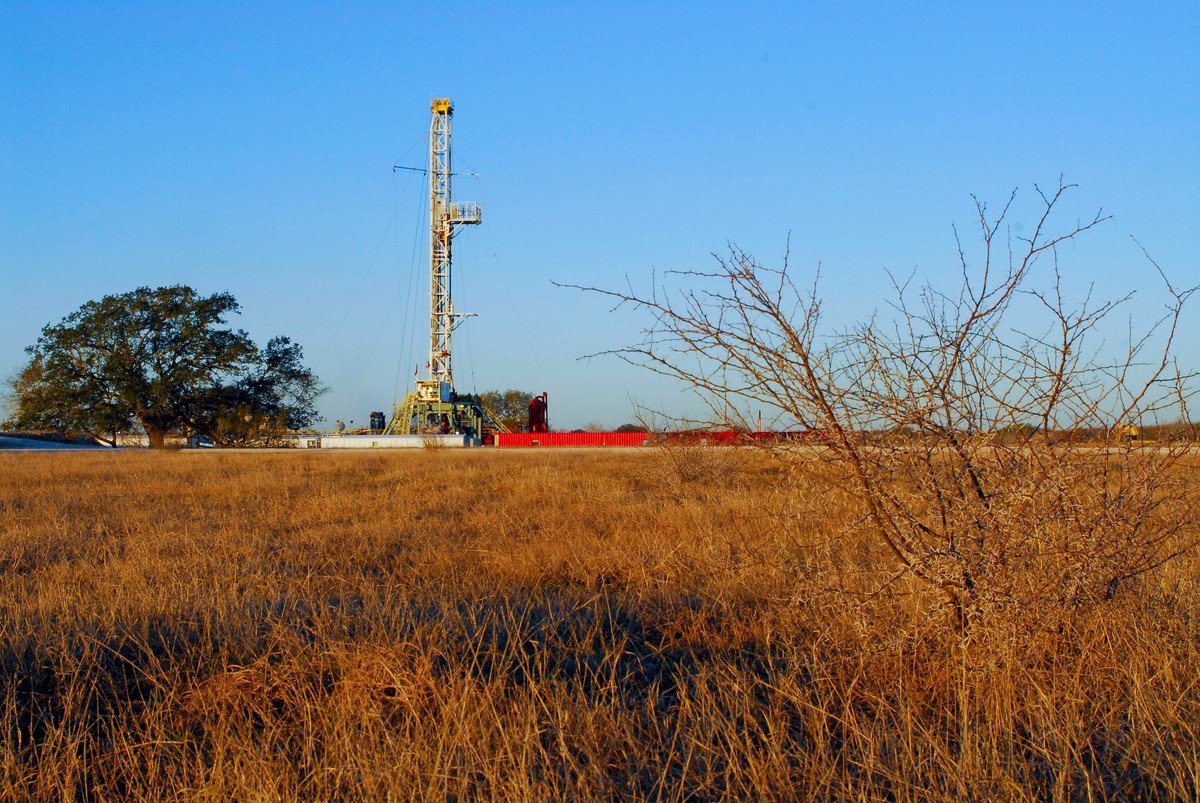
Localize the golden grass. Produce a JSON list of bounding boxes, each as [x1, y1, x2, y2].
[[0, 447, 1197, 800]]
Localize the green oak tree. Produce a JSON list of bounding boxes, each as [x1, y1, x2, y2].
[[9, 286, 322, 447], [478, 389, 539, 432], [199, 336, 325, 447]]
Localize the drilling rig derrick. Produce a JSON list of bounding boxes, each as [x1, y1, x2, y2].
[[385, 99, 506, 442]]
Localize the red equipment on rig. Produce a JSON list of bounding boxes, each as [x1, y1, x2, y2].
[[528, 392, 549, 433]]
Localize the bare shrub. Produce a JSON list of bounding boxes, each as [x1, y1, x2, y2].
[[571, 180, 1198, 630]]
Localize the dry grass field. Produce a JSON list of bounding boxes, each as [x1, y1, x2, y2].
[[1, 447, 1198, 800]]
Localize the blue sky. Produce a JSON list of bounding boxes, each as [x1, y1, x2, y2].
[[2, 2, 1197, 429]]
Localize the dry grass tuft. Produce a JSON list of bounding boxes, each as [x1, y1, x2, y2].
[[1, 448, 1197, 800]]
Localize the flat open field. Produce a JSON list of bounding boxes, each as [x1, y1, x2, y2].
[[1, 448, 1198, 800]]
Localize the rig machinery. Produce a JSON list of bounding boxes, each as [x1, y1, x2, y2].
[[383, 98, 508, 443]]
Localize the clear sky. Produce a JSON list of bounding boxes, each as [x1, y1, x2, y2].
[[2, 2, 1197, 430]]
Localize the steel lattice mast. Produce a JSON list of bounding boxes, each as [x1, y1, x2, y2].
[[384, 98, 499, 440], [427, 98, 480, 391]]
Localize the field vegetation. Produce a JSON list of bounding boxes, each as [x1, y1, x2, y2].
[[1, 447, 1198, 800]]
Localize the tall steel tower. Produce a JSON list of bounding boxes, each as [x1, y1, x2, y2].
[[385, 98, 502, 441], [426, 97, 481, 396]]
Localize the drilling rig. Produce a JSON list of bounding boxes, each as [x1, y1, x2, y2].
[[383, 98, 507, 443]]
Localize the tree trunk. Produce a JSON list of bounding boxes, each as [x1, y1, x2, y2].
[[144, 425, 167, 449]]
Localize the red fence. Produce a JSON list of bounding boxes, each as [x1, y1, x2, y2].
[[494, 431, 652, 448], [492, 431, 825, 448]]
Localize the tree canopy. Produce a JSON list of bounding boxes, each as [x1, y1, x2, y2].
[[8, 286, 323, 447], [478, 389, 539, 432]]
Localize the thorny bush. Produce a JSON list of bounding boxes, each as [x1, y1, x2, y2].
[[572, 180, 1199, 631]]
